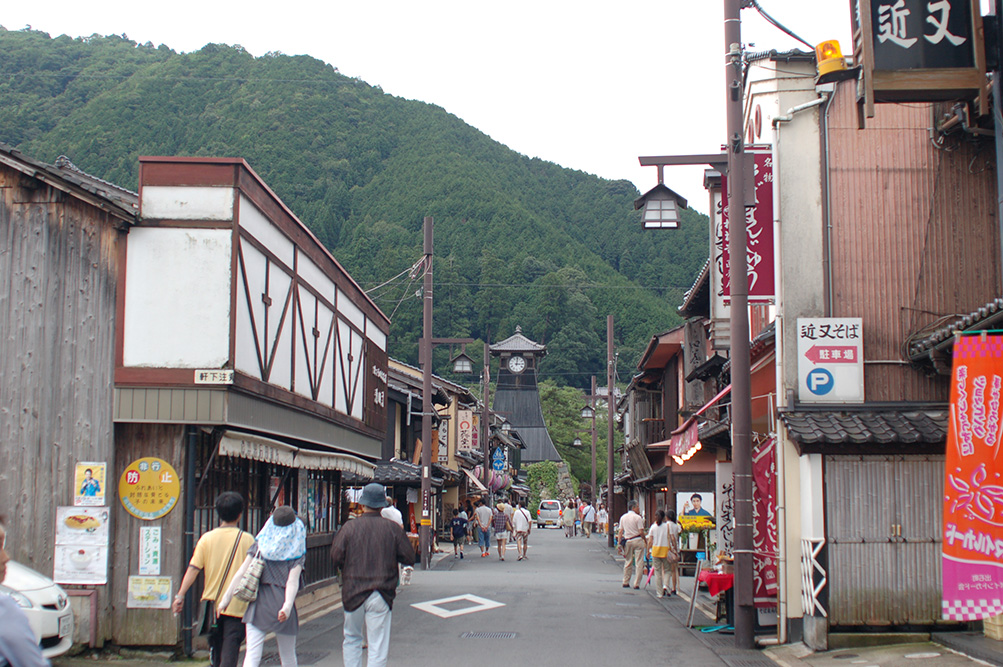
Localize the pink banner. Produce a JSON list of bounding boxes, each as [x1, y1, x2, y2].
[[943, 335, 1003, 620], [718, 149, 775, 302], [752, 437, 778, 607]]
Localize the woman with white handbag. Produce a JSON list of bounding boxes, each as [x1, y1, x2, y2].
[[220, 506, 306, 667]]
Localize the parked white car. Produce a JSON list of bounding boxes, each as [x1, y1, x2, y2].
[[537, 499, 563, 528], [0, 561, 74, 659]]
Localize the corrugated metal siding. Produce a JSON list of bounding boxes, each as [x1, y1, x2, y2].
[[0, 165, 124, 642], [825, 455, 944, 626], [827, 85, 999, 402], [114, 387, 228, 423]]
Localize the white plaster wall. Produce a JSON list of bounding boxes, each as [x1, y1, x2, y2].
[[123, 227, 231, 367], [367, 321, 386, 351], [142, 186, 234, 221], [238, 195, 294, 267], [337, 289, 365, 331], [234, 240, 293, 388]]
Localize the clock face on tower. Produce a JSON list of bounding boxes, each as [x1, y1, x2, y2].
[[507, 355, 527, 374]]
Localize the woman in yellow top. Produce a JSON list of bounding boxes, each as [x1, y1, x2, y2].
[[646, 510, 680, 597]]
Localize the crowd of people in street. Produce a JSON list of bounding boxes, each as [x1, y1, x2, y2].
[[560, 498, 609, 538], [449, 498, 533, 561]]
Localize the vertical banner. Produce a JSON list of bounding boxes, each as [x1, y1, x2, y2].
[[752, 437, 779, 607], [718, 149, 775, 302], [943, 335, 1003, 620], [457, 410, 474, 452]]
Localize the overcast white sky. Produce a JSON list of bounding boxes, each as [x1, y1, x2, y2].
[[2, 1, 859, 213]]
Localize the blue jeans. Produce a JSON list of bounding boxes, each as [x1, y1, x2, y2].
[[343, 591, 392, 667], [478, 527, 491, 551]]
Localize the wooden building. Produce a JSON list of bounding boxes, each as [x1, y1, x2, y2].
[[0, 146, 137, 646]]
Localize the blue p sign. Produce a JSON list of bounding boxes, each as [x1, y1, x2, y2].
[[806, 368, 834, 395]]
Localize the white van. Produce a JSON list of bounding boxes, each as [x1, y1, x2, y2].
[[537, 499, 563, 528]]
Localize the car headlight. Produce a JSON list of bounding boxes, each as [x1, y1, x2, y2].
[[57, 593, 69, 610], [0, 584, 33, 609]]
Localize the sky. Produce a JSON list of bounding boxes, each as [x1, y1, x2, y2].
[[1, 1, 858, 214]]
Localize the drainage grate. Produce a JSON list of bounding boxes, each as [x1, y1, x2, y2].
[[590, 613, 640, 619], [460, 631, 518, 639]]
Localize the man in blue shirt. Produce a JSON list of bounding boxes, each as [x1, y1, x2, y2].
[[0, 517, 49, 667]]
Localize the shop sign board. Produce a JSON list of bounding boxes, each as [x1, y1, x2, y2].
[[797, 317, 864, 403], [718, 149, 775, 303], [942, 335, 1003, 620], [852, 0, 986, 119], [119, 457, 181, 520], [457, 410, 474, 452]]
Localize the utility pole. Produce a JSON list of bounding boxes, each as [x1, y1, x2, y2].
[[606, 315, 616, 550], [724, 0, 755, 649], [590, 375, 597, 505], [419, 216, 435, 571], [481, 332, 491, 493]]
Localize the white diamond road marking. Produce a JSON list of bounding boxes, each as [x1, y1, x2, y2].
[[411, 594, 505, 619]]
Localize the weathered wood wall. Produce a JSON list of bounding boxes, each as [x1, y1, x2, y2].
[[111, 423, 186, 646], [0, 163, 125, 643]]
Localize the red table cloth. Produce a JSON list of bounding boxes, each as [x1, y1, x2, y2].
[[698, 570, 735, 597]]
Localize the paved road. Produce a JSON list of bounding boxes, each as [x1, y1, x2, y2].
[[294, 527, 769, 667]]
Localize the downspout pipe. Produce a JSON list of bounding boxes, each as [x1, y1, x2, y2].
[[770, 90, 828, 646], [182, 425, 198, 657]]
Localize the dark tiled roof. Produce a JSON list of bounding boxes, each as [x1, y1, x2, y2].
[[678, 259, 710, 318], [780, 404, 947, 451], [343, 459, 443, 488], [907, 297, 1003, 360], [490, 326, 546, 354]]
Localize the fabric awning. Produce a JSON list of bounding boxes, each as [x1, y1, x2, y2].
[[220, 431, 374, 479], [463, 467, 489, 493], [294, 450, 375, 477], [220, 431, 297, 466]]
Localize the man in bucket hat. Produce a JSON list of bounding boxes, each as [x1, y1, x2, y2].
[[331, 483, 415, 667]]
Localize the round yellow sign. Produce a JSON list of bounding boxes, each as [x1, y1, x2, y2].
[[119, 457, 181, 520]]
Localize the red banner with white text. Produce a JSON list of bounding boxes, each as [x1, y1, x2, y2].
[[718, 149, 775, 302], [943, 335, 1003, 620], [752, 436, 778, 607]]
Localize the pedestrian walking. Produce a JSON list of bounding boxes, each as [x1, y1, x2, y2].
[[450, 509, 467, 559], [562, 500, 576, 538], [618, 500, 646, 589], [597, 504, 608, 535], [492, 503, 512, 560], [380, 497, 403, 528], [330, 482, 416, 667], [511, 501, 532, 560], [665, 510, 681, 595], [474, 499, 493, 557], [581, 501, 595, 538], [173, 492, 254, 667], [219, 506, 306, 667], [647, 510, 675, 597], [0, 516, 48, 667]]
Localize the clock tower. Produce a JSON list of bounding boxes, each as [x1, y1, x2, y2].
[[490, 326, 561, 464]]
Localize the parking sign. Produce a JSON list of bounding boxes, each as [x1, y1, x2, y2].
[[797, 318, 864, 403]]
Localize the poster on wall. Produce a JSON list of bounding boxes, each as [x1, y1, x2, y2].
[[942, 334, 1003, 620], [74, 462, 107, 507], [675, 491, 716, 531], [54, 506, 109, 585], [127, 576, 172, 609], [138, 526, 162, 576]]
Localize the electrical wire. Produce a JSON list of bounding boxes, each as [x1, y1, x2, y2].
[[747, 0, 815, 51]]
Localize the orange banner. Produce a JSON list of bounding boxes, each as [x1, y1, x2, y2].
[[942, 335, 1003, 620]]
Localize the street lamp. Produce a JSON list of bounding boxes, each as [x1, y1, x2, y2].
[[634, 182, 688, 229], [573, 437, 583, 447]]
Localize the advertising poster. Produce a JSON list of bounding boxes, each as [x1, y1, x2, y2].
[[119, 458, 181, 520], [54, 506, 110, 585], [127, 576, 172, 609], [74, 462, 107, 507], [943, 334, 1003, 620], [675, 491, 716, 530]]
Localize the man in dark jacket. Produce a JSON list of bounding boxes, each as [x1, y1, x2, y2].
[[330, 483, 415, 667]]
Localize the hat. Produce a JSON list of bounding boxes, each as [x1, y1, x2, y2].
[[496, 502, 505, 510], [359, 482, 388, 509], [273, 505, 296, 526]]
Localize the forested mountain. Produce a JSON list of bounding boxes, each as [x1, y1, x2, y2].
[[0, 28, 710, 388]]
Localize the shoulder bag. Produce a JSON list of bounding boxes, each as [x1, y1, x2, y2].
[[233, 549, 265, 603], [199, 529, 244, 637]]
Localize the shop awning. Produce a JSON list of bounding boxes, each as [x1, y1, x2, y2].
[[219, 431, 374, 478], [463, 467, 489, 493]]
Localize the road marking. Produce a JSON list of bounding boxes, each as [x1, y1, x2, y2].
[[411, 594, 505, 619]]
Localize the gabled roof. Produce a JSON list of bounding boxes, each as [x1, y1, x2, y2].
[[0, 143, 138, 223], [490, 326, 546, 355], [388, 358, 475, 403], [636, 324, 686, 372], [678, 259, 710, 319]]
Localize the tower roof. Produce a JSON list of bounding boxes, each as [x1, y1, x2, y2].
[[489, 326, 546, 356]]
